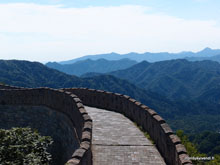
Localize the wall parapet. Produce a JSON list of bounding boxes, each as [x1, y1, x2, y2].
[[0, 85, 92, 165], [0, 84, 192, 164], [64, 88, 192, 165]]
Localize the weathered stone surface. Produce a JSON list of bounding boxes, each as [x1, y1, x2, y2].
[[66, 88, 192, 165], [83, 121, 92, 132], [72, 148, 87, 159], [153, 115, 165, 124], [85, 106, 166, 165], [0, 85, 191, 165], [0, 87, 93, 165], [178, 154, 192, 165], [66, 158, 80, 165], [92, 146, 166, 165], [169, 134, 181, 145], [82, 131, 92, 142], [176, 144, 187, 154]]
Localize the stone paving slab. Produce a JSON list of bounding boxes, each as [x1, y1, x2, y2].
[[92, 145, 166, 165], [85, 106, 166, 165]]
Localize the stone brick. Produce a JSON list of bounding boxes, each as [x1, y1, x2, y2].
[[176, 144, 187, 154], [153, 115, 165, 124]]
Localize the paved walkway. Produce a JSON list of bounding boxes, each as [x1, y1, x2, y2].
[[85, 106, 166, 165]]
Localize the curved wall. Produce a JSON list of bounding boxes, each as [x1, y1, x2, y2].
[[0, 86, 92, 165], [0, 105, 79, 165], [64, 88, 192, 165]]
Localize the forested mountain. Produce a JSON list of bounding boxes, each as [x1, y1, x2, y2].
[[0, 60, 219, 134], [177, 130, 220, 164], [46, 58, 137, 76], [98, 59, 220, 103], [185, 54, 220, 63], [59, 47, 220, 64], [0, 60, 177, 119], [82, 59, 220, 134], [0, 60, 82, 88]]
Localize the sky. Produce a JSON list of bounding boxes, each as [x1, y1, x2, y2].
[[0, 0, 220, 62]]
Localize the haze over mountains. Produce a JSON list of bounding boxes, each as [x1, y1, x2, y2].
[[186, 54, 220, 63], [1, 46, 220, 135], [58, 47, 220, 64], [46, 48, 220, 78], [46, 58, 137, 76]]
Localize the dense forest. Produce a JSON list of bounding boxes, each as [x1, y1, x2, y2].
[[0, 59, 219, 162], [177, 130, 220, 164], [1, 60, 219, 130], [105, 59, 220, 102], [83, 59, 220, 134]]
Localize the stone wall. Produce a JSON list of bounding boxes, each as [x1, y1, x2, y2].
[[0, 84, 192, 165], [0, 86, 92, 165], [64, 88, 192, 165], [0, 105, 79, 165]]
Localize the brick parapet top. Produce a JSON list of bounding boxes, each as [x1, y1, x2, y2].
[[0, 85, 92, 165], [65, 87, 192, 165]]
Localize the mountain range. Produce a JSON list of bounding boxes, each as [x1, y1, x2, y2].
[[185, 54, 220, 63], [94, 59, 220, 103], [81, 59, 220, 133], [59, 47, 220, 64], [0, 60, 178, 119], [46, 58, 137, 76], [0, 59, 219, 133]]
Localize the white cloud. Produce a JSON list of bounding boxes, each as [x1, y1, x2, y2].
[[193, 0, 208, 2], [0, 3, 220, 62]]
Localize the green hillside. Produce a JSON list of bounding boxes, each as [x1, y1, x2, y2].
[[108, 59, 220, 102], [0, 60, 176, 119], [82, 59, 220, 133], [0, 60, 219, 134]]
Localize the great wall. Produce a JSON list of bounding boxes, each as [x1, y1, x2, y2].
[[0, 84, 192, 165]]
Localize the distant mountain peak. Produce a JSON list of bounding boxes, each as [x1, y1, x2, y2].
[[204, 47, 212, 50], [58, 47, 220, 64], [139, 60, 151, 64], [46, 58, 137, 76], [107, 52, 120, 55], [129, 60, 151, 69], [196, 47, 220, 57], [200, 47, 212, 52]]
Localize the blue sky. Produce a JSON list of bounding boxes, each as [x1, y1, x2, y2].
[[0, 0, 220, 62]]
